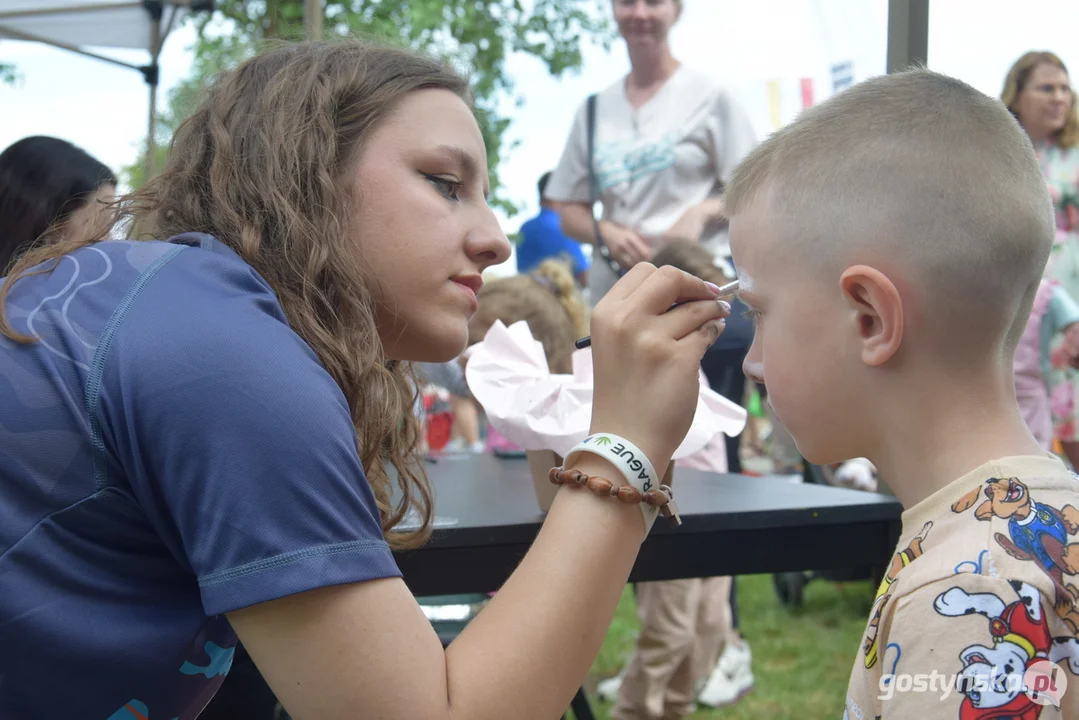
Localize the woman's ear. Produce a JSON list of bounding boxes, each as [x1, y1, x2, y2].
[[839, 265, 904, 367]]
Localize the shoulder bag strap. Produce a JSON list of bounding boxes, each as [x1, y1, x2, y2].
[[586, 93, 624, 277]]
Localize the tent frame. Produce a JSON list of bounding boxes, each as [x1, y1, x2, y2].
[[3, 0, 930, 177], [886, 0, 930, 73], [0, 0, 213, 178]]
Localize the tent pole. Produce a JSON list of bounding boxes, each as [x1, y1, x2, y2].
[[886, 0, 929, 73], [143, 3, 163, 181], [146, 73, 158, 180], [0, 24, 142, 72], [304, 0, 321, 40], [0, 3, 143, 21]]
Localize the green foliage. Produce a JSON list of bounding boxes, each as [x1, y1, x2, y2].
[[123, 0, 614, 213], [591, 575, 874, 719]]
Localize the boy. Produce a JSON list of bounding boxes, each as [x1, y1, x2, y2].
[[726, 68, 1079, 718]]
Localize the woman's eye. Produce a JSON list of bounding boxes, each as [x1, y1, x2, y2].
[[743, 308, 761, 326], [425, 174, 461, 201]]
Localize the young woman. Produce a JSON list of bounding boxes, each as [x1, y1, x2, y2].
[[546, 0, 757, 305], [1003, 52, 1079, 465], [0, 40, 729, 719], [0, 135, 116, 272]]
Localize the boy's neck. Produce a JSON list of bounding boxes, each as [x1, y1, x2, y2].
[[866, 368, 1044, 510]]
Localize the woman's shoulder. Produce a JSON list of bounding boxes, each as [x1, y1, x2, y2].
[[666, 67, 743, 114], [86, 234, 287, 355], [73, 234, 267, 289]]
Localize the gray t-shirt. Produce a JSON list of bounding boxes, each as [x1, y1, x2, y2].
[[545, 66, 757, 302]]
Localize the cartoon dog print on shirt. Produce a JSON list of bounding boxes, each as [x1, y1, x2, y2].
[[951, 478, 1079, 631], [864, 521, 933, 669], [934, 580, 1079, 719]]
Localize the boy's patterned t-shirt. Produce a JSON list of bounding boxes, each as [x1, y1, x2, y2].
[[844, 455, 1079, 719]]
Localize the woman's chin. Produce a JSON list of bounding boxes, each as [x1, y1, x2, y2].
[[392, 325, 469, 364]]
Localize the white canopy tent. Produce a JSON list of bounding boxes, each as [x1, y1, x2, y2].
[[1, 0, 931, 178], [0, 0, 213, 177]]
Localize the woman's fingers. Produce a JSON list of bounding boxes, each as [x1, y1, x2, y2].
[[601, 261, 656, 303], [624, 233, 651, 265], [631, 265, 722, 316], [660, 298, 731, 342]]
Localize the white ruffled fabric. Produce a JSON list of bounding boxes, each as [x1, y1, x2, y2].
[[464, 321, 747, 466]]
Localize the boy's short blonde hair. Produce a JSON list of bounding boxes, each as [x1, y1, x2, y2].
[[726, 69, 1055, 356]]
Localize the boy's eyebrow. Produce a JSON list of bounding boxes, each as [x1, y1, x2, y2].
[[737, 289, 761, 306]]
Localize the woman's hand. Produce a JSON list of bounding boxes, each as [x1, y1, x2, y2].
[[662, 197, 725, 245], [587, 263, 730, 472], [598, 220, 651, 268]]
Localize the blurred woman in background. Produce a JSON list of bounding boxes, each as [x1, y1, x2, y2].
[[1003, 52, 1079, 465], [0, 135, 116, 273], [545, 1, 757, 713]]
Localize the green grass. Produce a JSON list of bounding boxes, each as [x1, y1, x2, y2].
[[584, 574, 875, 719]]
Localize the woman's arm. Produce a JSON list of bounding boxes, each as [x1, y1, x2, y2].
[[551, 200, 597, 246], [224, 264, 730, 720], [228, 452, 643, 720], [553, 201, 651, 268]]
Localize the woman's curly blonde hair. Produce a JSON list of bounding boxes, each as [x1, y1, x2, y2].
[[0, 40, 472, 550]]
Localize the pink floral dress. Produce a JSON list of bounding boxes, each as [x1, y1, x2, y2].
[[1038, 141, 1079, 441]]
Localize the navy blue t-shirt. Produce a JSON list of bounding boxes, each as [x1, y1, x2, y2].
[[0, 234, 401, 718]]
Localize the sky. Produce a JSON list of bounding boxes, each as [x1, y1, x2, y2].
[[3, 0, 1079, 275]]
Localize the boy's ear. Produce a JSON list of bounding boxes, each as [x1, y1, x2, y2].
[[839, 265, 903, 367]]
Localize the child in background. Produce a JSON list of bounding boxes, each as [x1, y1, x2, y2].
[[467, 258, 589, 453], [725, 68, 1079, 718]]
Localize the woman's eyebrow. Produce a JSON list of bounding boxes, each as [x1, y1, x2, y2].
[[434, 144, 490, 198]]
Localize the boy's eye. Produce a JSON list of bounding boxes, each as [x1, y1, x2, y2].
[[424, 174, 462, 201]]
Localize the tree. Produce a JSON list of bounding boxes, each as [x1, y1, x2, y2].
[[123, 0, 613, 213]]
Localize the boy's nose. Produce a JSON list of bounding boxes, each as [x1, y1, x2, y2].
[[743, 359, 764, 385]]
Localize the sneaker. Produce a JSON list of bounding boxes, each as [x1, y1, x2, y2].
[[442, 437, 467, 453], [697, 640, 754, 707], [596, 671, 624, 702]]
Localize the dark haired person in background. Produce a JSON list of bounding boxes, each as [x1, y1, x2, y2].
[[0, 135, 116, 272]]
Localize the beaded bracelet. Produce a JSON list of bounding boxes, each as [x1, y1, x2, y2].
[[549, 466, 683, 526]]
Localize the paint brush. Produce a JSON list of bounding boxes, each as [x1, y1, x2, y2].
[[574, 279, 740, 350]]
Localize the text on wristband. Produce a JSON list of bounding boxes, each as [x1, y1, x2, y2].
[[585, 435, 654, 491]]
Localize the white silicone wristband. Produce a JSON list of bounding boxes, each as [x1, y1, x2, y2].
[[564, 433, 661, 532]]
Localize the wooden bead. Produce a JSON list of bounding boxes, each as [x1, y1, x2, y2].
[[545, 470, 681, 527], [550, 467, 588, 487], [586, 476, 614, 496], [612, 485, 642, 504], [643, 488, 670, 507], [568, 470, 588, 486]]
